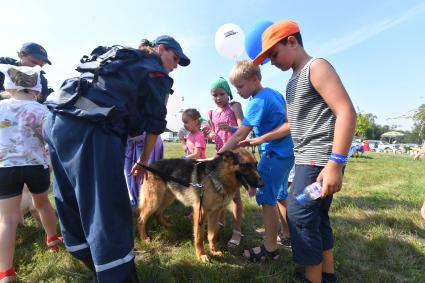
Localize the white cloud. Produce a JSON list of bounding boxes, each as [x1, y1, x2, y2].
[[312, 2, 425, 57]]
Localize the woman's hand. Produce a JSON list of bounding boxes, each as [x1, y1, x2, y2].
[[130, 161, 148, 181]]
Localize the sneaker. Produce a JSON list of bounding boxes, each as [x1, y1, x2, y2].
[[293, 271, 312, 283], [47, 235, 63, 251], [322, 272, 338, 283], [0, 267, 16, 283]]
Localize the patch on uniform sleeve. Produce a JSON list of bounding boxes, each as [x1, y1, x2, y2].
[[149, 71, 165, 78]]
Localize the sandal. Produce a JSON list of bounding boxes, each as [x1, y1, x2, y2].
[[47, 234, 63, 251], [227, 229, 244, 248], [0, 267, 16, 283], [243, 244, 279, 262], [277, 234, 291, 248]]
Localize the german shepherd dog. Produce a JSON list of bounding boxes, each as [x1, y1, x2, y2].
[[138, 148, 263, 262]]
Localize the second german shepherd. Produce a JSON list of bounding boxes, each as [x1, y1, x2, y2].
[[138, 148, 263, 262]]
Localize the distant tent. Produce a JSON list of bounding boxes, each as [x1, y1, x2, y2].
[[381, 131, 404, 143]]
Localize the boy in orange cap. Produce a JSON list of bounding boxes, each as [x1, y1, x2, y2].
[[253, 20, 356, 283]]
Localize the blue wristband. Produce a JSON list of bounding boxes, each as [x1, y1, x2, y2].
[[230, 127, 238, 133], [329, 152, 348, 164]]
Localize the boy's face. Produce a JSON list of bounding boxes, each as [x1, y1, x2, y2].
[[232, 77, 257, 99], [268, 40, 295, 71]]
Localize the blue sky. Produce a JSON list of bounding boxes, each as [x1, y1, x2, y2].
[[1, 0, 424, 130]]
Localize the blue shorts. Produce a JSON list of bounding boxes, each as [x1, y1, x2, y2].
[[255, 151, 294, 206], [287, 164, 334, 265]]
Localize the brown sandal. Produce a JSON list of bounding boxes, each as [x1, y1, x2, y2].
[[227, 229, 244, 248], [243, 244, 279, 262]]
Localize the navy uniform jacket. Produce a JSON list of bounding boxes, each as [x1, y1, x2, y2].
[[0, 57, 54, 102], [45, 46, 173, 140]]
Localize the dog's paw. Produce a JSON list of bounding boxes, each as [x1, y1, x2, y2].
[[210, 250, 224, 257], [199, 254, 210, 263]]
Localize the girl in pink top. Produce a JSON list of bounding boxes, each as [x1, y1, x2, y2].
[[208, 77, 243, 151], [207, 77, 244, 248], [180, 108, 206, 159]]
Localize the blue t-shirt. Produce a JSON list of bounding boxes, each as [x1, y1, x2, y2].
[[242, 87, 294, 158]]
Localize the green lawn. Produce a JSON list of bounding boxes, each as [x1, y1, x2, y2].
[[14, 144, 425, 282]]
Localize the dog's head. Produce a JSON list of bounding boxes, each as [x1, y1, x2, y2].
[[217, 148, 264, 190]]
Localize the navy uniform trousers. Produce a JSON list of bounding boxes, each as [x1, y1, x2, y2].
[[43, 113, 136, 283]]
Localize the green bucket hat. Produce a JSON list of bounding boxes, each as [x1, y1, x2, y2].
[[210, 77, 233, 100]]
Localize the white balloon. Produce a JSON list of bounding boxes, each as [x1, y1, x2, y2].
[[166, 112, 183, 132], [166, 89, 183, 115], [215, 23, 245, 60]]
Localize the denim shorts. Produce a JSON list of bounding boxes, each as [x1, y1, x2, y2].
[[286, 164, 334, 265], [255, 151, 294, 206], [0, 165, 50, 199]]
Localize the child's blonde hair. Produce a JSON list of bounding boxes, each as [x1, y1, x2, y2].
[[229, 59, 262, 84], [183, 108, 201, 127]]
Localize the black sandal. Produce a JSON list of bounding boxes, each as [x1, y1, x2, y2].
[[243, 244, 279, 262]]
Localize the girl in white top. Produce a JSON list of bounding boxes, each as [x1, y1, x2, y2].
[[0, 65, 61, 283]]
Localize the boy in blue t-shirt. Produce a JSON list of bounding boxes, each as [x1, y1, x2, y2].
[[219, 59, 294, 262]]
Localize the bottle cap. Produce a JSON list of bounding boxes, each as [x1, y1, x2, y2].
[[296, 193, 308, 202]]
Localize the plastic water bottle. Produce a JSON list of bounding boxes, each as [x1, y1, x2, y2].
[[295, 181, 323, 202]]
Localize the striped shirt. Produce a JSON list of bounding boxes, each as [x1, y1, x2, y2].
[[286, 58, 336, 166]]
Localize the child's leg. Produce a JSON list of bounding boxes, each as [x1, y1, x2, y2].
[[23, 166, 58, 238], [262, 204, 279, 251], [421, 200, 425, 220], [277, 200, 289, 238], [276, 162, 294, 242], [0, 195, 22, 271], [322, 249, 335, 273], [305, 264, 323, 283], [287, 165, 333, 282], [31, 191, 58, 237], [228, 189, 243, 243], [305, 250, 335, 283]]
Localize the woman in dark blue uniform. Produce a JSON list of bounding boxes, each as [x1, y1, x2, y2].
[[43, 35, 190, 283]]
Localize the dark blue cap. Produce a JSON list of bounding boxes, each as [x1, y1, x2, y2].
[[20, 42, 51, 65], [153, 35, 190, 66]]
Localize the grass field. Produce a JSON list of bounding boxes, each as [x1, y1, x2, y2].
[[14, 143, 425, 282]]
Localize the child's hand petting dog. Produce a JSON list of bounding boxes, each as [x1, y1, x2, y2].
[[238, 137, 263, 147]]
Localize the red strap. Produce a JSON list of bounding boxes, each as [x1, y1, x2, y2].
[[149, 71, 164, 78]]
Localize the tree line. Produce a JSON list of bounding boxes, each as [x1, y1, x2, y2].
[[355, 105, 425, 144]]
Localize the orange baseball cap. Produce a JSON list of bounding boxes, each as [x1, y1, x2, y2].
[[253, 20, 300, 65]]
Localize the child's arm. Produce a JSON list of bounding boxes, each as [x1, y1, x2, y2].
[[310, 59, 356, 197], [185, 147, 202, 159], [239, 109, 290, 146], [230, 102, 244, 127], [218, 125, 253, 153]]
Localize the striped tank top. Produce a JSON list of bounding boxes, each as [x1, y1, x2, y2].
[[286, 58, 336, 166]]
